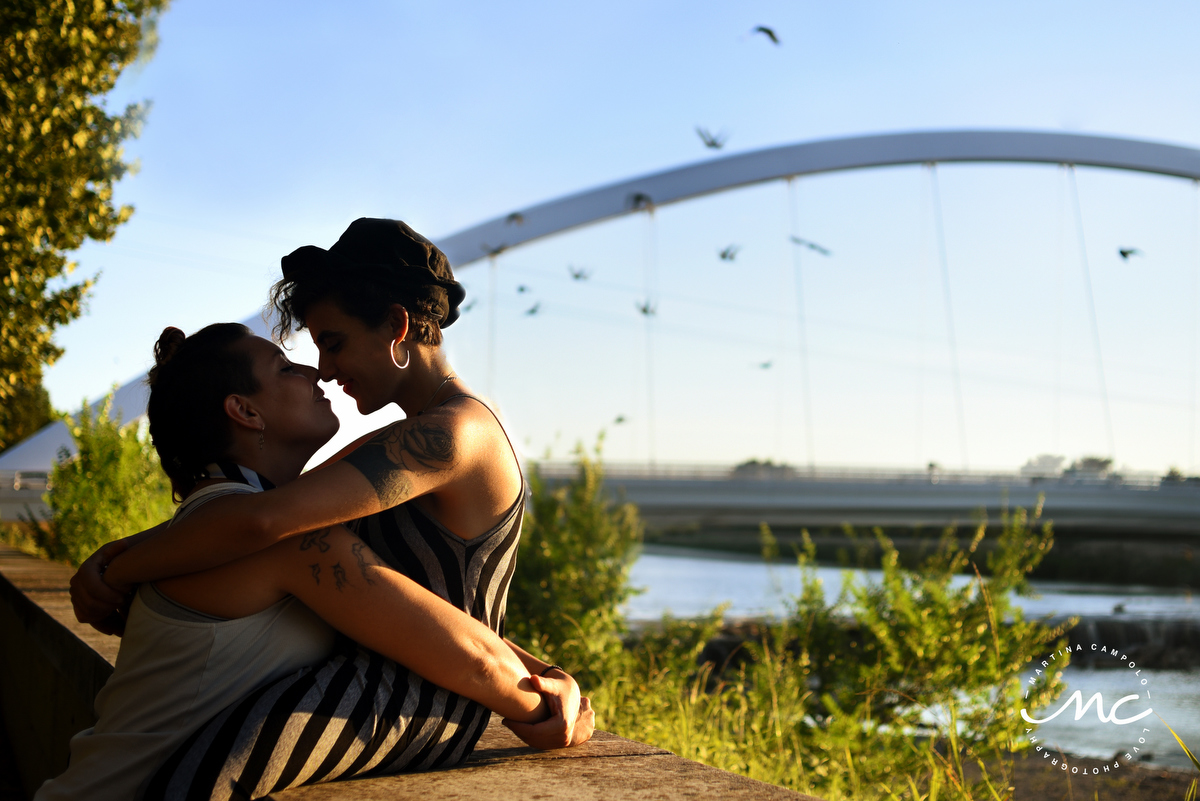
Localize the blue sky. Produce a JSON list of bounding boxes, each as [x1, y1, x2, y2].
[[44, 0, 1200, 472]]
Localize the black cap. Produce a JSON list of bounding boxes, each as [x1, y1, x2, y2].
[[281, 218, 466, 327]]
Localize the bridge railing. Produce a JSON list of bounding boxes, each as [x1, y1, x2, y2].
[[529, 461, 1169, 490]]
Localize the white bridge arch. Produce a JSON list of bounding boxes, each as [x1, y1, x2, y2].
[[437, 129, 1200, 268], [4, 129, 1200, 481]]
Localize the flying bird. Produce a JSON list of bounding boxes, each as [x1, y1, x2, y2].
[[636, 300, 657, 316], [695, 126, 728, 150], [614, 414, 627, 425], [719, 245, 740, 261], [505, 212, 524, 226], [753, 26, 780, 45], [481, 242, 507, 257], [758, 360, 773, 370], [790, 236, 832, 256], [524, 302, 541, 316], [1118, 247, 1142, 261], [516, 285, 530, 294], [460, 299, 477, 313], [628, 192, 654, 211], [568, 265, 591, 281]]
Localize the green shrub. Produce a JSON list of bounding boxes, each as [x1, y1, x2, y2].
[[33, 394, 173, 566], [510, 446, 1073, 800], [593, 513, 1069, 800], [506, 441, 642, 687]]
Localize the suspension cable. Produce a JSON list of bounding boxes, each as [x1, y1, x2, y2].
[[916, 167, 931, 465], [487, 254, 498, 397], [787, 177, 817, 469], [1067, 165, 1117, 459], [642, 209, 658, 466], [928, 164, 970, 469], [1191, 180, 1199, 471], [1054, 165, 1067, 454]]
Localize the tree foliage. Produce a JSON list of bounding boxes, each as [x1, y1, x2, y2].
[[0, 369, 53, 452], [34, 394, 172, 566], [0, 0, 167, 407]]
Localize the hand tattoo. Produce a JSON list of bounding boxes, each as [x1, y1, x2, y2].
[[332, 562, 348, 591], [351, 542, 378, 585], [310, 564, 321, 585], [343, 420, 458, 508], [300, 529, 331, 553]]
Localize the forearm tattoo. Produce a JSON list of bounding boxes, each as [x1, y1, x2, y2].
[[351, 542, 378, 585], [300, 528, 332, 552], [343, 420, 457, 508], [310, 564, 321, 585], [332, 562, 348, 592]]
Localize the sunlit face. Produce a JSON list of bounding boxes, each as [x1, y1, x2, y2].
[[241, 336, 340, 454], [304, 298, 397, 415]]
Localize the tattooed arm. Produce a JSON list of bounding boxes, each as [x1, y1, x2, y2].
[[153, 523, 549, 724], [104, 414, 463, 589], [275, 526, 549, 724]]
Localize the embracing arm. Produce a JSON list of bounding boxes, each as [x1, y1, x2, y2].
[[70, 522, 169, 633], [104, 415, 462, 588], [271, 525, 548, 723]]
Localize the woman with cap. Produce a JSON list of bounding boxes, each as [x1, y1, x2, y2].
[[71, 219, 591, 797]]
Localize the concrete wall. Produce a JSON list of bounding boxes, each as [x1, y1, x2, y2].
[[0, 546, 118, 798], [0, 545, 817, 800]]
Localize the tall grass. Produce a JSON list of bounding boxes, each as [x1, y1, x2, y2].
[[509, 447, 1072, 800]]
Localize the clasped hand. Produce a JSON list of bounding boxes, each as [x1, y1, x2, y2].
[[70, 539, 135, 635], [503, 671, 595, 750]]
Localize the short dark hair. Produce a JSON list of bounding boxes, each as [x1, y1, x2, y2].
[[146, 323, 259, 500], [271, 218, 466, 346], [269, 270, 444, 347]]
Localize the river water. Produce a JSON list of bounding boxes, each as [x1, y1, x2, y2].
[[625, 546, 1200, 771]]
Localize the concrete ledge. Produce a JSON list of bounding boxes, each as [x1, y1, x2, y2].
[[0, 545, 817, 800], [0, 546, 117, 798]]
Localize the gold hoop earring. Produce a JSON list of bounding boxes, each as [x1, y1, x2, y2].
[[390, 339, 410, 370]]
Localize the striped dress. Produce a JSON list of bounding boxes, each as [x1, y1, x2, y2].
[[142, 400, 524, 801]]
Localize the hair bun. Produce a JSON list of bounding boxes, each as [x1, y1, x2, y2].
[[149, 327, 187, 383]]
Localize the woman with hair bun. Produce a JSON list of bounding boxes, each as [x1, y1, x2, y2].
[[40, 323, 569, 801], [69, 220, 592, 799]]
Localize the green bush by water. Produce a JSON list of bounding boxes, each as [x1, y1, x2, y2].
[[508, 447, 1073, 800], [506, 441, 642, 688]]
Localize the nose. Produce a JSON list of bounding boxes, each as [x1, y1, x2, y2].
[[315, 350, 336, 383], [298, 362, 321, 383]]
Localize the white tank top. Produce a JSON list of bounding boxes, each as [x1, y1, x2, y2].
[[35, 482, 336, 801]]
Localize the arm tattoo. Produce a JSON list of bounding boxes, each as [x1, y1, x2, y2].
[[351, 542, 378, 585], [332, 562, 348, 591], [300, 529, 332, 553], [343, 420, 458, 508], [310, 564, 321, 585]]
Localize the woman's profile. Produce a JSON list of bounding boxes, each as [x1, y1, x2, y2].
[[70, 220, 592, 799]]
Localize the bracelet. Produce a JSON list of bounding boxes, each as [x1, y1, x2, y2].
[[539, 664, 566, 677]]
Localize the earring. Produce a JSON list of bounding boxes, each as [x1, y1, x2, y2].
[[258, 425, 265, 451], [390, 339, 410, 370]]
